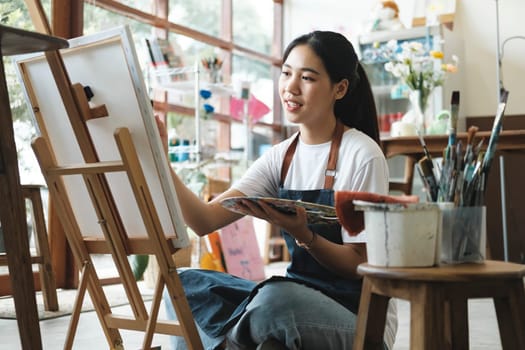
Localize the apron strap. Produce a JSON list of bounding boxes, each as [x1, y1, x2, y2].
[[324, 120, 344, 189], [280, 120, 344, 190]]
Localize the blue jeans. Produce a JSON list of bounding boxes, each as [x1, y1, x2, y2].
[[163, 287, 225, 350], [164, 281, 367, 350]]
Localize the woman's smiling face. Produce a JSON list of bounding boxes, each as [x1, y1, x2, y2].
[[279, 44, 344, 128]]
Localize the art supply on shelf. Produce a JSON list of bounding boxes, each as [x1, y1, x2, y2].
[[201, 55, 223, 83]]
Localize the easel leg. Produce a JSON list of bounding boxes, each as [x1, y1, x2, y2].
[[143, 271, 166, 349], [24, 185, 59, 311], [115, 129, 203, 350], [64, 260, 91, 350]]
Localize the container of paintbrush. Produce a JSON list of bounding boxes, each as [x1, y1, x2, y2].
[[440, 205, 486, 264]]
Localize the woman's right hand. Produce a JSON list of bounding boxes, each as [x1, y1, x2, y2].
[[155, 115, 169, 152]]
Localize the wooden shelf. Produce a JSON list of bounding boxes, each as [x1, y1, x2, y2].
[[0, 23, 68, 55]]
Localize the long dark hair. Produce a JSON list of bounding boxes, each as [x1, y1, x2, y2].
[[282, 31, 380, 144]]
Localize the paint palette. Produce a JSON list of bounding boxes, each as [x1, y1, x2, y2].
[[220, 196, 338, 225]]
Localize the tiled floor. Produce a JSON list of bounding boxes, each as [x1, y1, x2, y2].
[[0, 262, 505, 349], [0, 300, 173, 349], [393, 298, 502, 350], [0, 297, 503, 349]]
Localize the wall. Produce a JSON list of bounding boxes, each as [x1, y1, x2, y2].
[[455, 0, 525, 116], [283, 0, 525, 119]]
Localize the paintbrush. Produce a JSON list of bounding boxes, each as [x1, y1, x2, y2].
[[448, 91, 460, 147], [463, 125, 479, 165], [418, 156, 439, 201], [454, 141, 464, 206], [438, 146, 455, 202], [481, 89, 509, 182], [417, 129, 433, 163], [463, 152, 484, 206], [473, 137, 484, 161], [417, 129, 438, 179], [443, 91, 460, 164], [416, 163, 433, 202]]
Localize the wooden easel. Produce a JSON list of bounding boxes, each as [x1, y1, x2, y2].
[[23, 1, 203, 349], [32, 128, 202, 350]]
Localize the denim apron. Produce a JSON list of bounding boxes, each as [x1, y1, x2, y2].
[[177, 121, 362, 339]]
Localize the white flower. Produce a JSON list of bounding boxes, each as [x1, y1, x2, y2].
[[381, 40, 459, 112]]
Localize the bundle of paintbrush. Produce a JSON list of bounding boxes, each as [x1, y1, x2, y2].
[[416, 90, 510, 207], [462, 89, 509, 206], [438, 127, 484, 206], [415, 91, 460, 202]]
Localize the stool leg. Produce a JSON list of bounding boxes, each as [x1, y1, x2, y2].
[[353, 277, 389, 350], [411, 284, 446, 350], [25, 187, 58, 311], [445, 297, 469, 350], [494, 280, 525, 350]]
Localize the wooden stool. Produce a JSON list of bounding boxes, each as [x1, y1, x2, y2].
[[0, 185, 58, 311], [353, 260, 525, 350]]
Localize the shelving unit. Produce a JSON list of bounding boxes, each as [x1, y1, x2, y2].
[[359, 26, 444, 122], [150, 62, 235, 164]]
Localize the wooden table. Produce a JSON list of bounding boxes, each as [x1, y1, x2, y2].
[[353, 260, 525, 350], [0, 24, 68, 350], [381, 130, 525, 159]]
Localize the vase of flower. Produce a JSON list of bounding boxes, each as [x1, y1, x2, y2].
[[383, 39, 458, 134], [408, 88, 434, 134]]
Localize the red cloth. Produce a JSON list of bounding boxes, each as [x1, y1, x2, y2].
[[335, 191, 419, 236]]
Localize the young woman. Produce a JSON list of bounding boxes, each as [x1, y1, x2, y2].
[[161, 30, 396, 350]]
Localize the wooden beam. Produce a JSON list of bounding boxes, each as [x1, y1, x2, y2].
[[271, 0, 284, 138], [152, 99, 284, 133], [84, 0, 280, 65], [52, 0, 84, 38]]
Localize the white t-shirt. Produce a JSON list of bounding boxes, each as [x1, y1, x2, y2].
[[232, 127, 397, 349], [232, 127, 389, 243]]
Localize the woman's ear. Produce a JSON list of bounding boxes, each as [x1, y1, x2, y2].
[[335, 79, 349, 100]]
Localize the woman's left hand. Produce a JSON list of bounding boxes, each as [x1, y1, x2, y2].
[[238, 199, 312, 242]]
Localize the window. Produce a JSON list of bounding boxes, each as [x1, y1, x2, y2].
[[1, 0, 53, 185], [3, 0, 283, 291], [168, 0, 222, 37], [81, 0, 283, 161], [233, 0, 273, 55]]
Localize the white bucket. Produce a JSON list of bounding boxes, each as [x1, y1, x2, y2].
[[354, 201, 441, 267]]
